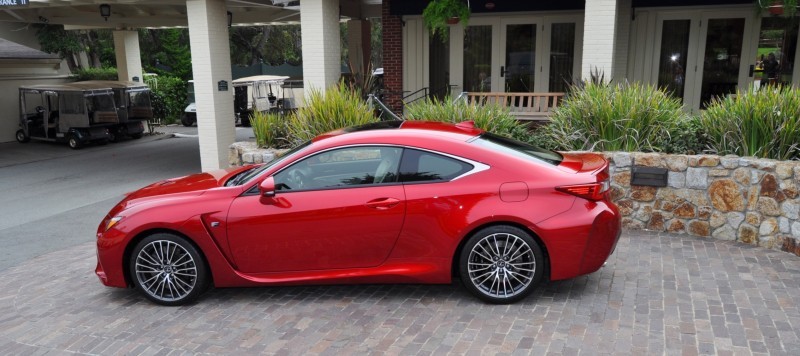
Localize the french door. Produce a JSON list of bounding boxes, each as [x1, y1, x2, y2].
[[459, 15, 582, 94], [654, 11, 753, 111]]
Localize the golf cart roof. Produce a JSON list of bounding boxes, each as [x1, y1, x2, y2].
[[232, 75, 290, 86], [19, 84, 113, 95], [73, 80, 150, 90]]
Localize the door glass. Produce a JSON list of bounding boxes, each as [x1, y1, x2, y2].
[[274, 146, 402, 191], [658, 20, 691, 101], [549, 23, 576, 92], [700, 18, 745, 108], [755, 17, 799, 88], [505, 24, 536, 93], [429, 31, 450, 100], [464, 26, 492, 92]]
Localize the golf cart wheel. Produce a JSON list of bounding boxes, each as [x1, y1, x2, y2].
[[68, 135, 81, 149], [108, 131, 117, 143], [181, 114, 195, 127], [15, 130, 29, 143]]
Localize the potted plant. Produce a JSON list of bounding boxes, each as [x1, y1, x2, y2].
[[422, 0, 471, 40], [757, 0, 799, 17]]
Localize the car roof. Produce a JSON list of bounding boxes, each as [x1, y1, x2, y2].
[[313, 120, 485, 144]]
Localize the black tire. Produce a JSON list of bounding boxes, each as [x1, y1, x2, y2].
[[181, 114, 195, 127], [15, 129, 29, 143], [459, 225, 544, 304], [129, 233, 210, 306], [67, 135, 81, 149], [240, 116, 251, 127]]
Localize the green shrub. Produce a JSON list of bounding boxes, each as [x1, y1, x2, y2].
[[404, 95, 531, 142], [538, 82, 685, 152], [145, 75, 187, 125], [252, 111, 291, 148], [659, 116, 710, 155], [701, 86, 800, 160], [72, 67, 118, 81], [287, 82, 377, 143]]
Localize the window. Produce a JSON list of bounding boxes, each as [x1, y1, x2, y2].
[[474, 132, 562, 165], [399, 149, 473, 183], [61, 93, 85, 115], [274, 146, 402, 191]]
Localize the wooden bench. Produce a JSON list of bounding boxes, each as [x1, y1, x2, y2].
[[465, 92, 564, 120]]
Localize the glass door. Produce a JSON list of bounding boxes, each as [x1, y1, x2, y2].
[[502, 23, 538, 93], [752, 17, 799, 88], [463, 25, 493, 93], [547, 22, 578, 92], [656, 19, 694, 102], [697, 18, 746, 108]]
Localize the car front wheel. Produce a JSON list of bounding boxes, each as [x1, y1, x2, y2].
[[129, 233, 210, 306], [459, 226, 544, 304]]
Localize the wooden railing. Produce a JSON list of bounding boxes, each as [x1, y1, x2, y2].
[[465, 92, 564, 120]]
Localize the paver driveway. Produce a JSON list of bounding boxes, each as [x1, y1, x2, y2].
[[0, 231, 798, 355]]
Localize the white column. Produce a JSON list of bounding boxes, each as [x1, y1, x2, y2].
[[113, 30, 143, 82], [582, 0, 619, 80], [301, 0, 341, 93], [187, 0, 235, 171]]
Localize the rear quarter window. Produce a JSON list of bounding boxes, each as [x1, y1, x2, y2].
[[474, 133, 562, 165], [399, 149, 473, 182]]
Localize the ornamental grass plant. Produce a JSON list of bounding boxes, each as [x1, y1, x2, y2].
[[404, 95, 530, 142], [537, 82, 686, 152], [286, 82, 378, 144], [251, 111, 291, 149], [701, 85, 800, 160]]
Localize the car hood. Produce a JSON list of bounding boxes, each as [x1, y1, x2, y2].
[[109, 166, 254, 216]]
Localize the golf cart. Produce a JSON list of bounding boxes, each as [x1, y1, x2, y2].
[[181, 80, 197, 127], [17, 84, 118, 149], [232, 75, 291, 127], [72, 81, 152, 141]]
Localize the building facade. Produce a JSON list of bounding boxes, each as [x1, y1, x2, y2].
[[384, 0, 800, 113]]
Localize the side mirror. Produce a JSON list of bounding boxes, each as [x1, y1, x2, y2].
[[259, 176, 276, 197]]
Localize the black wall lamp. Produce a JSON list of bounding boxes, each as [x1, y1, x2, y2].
[[227, 11, 232, 27], [99, 4, 111, 21]]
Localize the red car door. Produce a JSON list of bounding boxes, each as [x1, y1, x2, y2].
[[226, 146, 406, 273]]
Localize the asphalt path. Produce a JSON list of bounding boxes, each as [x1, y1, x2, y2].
[[0, 126, 254, 271]]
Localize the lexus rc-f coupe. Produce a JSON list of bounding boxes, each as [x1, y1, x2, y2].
[[96, 121, 620, 305]]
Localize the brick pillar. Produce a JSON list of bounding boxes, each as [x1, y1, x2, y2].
[[382, 0, 403, 114], [113, 30, 143, 82]]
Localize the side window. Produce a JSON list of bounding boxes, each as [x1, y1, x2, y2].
[[399, 149, 473, 183], [273, 146, 402, 191]]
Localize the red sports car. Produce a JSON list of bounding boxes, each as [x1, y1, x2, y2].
[[96, 121, 620, 305]]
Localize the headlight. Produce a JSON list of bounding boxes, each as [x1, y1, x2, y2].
[[105, 216, 124, 231]]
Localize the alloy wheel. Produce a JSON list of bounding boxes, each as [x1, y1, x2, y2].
[[466, 232, 536, 299], [134, 239, 199, 303]]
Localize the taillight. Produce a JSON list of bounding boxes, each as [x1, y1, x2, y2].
[[556, 180, 610, 201]]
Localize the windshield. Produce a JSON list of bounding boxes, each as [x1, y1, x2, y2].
[[87, 94, 116, 112], [474, 132, 563, 165], [129, 90, 151, 108], [226, 141, 312, 186]]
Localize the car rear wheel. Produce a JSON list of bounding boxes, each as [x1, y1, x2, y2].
[[459, 226, 543, 304], [129, 233, 209, 306]]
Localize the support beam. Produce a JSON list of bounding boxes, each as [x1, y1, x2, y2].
[[346, 19, 371, 77], [113, 30, 143, 82], [301, 0, 341, 93], [582, 0, 619, 80], [186, 0, 235, 171]]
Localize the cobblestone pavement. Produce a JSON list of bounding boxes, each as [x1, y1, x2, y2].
[[1, 231, 799, 355]]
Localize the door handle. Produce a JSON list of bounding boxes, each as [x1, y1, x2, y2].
[[366, 197, 400, 210], [749, 64, 754, 78], [500, 66, 506, 77]]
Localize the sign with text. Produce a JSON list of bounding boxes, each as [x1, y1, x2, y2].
[[0, 0, 29, 7]]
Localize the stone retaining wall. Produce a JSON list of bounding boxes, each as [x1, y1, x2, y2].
[[605, 152, 800, 257], [227, 143, 800, 257]]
